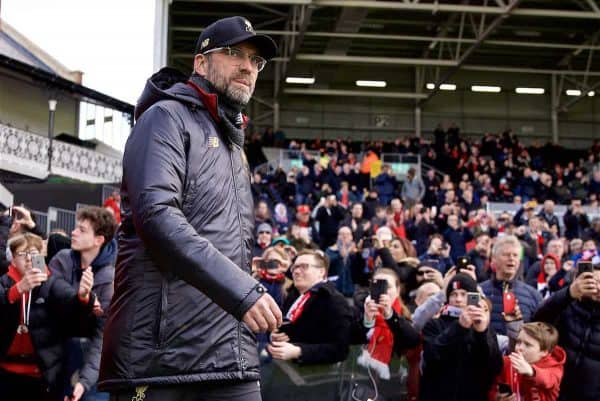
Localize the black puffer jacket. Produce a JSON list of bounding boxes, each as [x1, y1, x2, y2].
[[534, 286, 600, 401], [0, 273, 95, 391], [99, 69, 265, 390]]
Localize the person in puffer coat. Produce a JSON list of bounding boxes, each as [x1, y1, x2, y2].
[[98, 16, 282, 401], [533, 269, 600, 401]]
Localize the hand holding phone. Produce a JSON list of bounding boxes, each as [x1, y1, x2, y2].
[[503, 288, 516, 315], [467, 292, 481, 306], [370, 279, 388, 303]]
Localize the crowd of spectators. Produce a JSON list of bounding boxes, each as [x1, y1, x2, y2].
[[0, 122, 599, 401], [247, 124, 600, 401]]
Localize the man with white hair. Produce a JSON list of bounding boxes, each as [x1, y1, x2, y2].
[[480, 235, 542, 336]]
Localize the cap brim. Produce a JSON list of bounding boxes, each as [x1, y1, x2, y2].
[[223, 33, 278, 60]]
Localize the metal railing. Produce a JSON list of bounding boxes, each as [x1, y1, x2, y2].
[[486, 202, 600, 229], [47, 207, 77, 235], [30, 209, 48, 237]]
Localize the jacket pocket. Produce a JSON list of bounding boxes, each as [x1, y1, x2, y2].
[[154, 277, 169, 347]]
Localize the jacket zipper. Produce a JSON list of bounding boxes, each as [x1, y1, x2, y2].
[[155, 276, 169, 347], [228, 143, 246, 374]]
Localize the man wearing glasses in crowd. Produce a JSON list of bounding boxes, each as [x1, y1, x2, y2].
[[98, 17, 282, 401]]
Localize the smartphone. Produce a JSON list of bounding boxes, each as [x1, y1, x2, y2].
[[577, 261, 594, 277], [456, 256, 470, 272], [370, 279, 388, 303], [31, 254, 45, 271], [503, 289, 516, 315], [498, 383, 513, 396], [467, 292, 480, 306]]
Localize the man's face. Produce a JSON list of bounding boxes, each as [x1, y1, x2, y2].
[[429, 237, 442, 254], [494, 244, 521, 280], [291, 254, 325, 293], [71, 219, 103, 253], [544, 200, 554, 213], [447, 215, 459, 229], [338, 227, 353, 243], [515, 331, 548, 364], [476, 235, 491, 253], [257, 230, 272, 247], [547, 240, 564, 259], [196, 42, 259, 105], [390, 199, 402, 213]]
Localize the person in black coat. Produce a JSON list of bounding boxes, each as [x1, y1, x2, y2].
[[0, 233, 96, 401], [268, 250, 353, 365], [420, 273, 502, 401], [533, 270, 600, 401], [358, 268, 420, 379]]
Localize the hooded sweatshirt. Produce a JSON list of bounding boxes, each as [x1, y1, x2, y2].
[[494, 345, 566, 401]]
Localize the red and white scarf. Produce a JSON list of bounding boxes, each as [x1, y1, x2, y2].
[[357, 298, 403, 379]]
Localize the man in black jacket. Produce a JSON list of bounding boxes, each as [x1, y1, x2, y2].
[[421, 273, 502, 401], [533, 267, 600, 401], [98, 16, 282, 401]]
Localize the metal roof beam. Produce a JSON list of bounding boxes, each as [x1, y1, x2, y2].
[[197, 1, 600, 19], [421, 0, 524, 104], [283, 88, 427, 99], [172, 27, 600, 51], [295, 53, 459, 66], [558, 79, 600, 111]]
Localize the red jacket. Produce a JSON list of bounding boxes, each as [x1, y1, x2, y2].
[[492, 346, 566, 401]]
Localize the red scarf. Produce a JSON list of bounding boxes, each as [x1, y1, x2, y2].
[[357, 298, 403, 379], [258, 269, 286, 283], [287, 292, 312, 323]]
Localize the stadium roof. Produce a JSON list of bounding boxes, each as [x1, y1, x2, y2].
[[164, 0, 600, 109]]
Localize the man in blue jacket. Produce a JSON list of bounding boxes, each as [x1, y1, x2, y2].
[[480, 235, 542, 336], [49, 206, 117, 401]]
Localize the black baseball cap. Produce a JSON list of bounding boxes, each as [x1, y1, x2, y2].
[[195, 16, 278, 60]]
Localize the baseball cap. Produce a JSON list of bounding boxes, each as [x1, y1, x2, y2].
[[195, 16, 278, 60]]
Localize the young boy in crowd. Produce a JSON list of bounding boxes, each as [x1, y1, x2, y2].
[[495, 322, 565, 401]]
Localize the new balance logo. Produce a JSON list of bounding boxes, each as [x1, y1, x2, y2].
[[208, 137, 219, 148]]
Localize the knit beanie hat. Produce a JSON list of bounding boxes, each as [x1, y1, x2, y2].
[[446, 273, 478, 300]]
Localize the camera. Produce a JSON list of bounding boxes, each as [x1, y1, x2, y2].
[[259, 259, 280, 271]]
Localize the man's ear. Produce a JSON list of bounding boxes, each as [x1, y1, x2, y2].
[[193, 54, 208, 77], [94, 235, 106, 249]]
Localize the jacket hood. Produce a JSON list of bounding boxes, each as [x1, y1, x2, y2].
[[134, 67, 203, 120], [536, 345, 567, 368], [69, 238, 117, 275]]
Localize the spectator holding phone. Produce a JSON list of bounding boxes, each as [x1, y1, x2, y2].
[[358, 268, 420, 379], [253, 246, 291, 309], [533, 262, 600, 401], [0, 233, 97, 401], [421, 273, 502, 401], [493, 322, 565, 401], [418, 234, 454, 274], [268, 250, 352, 365], [481, 235, 542, 336]]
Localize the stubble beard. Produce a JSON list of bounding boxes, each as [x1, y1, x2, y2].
[[206, 61, 254, 105]]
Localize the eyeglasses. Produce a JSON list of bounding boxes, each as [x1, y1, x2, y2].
[[203, 47, 267, 72], [290, 263, 323, 273], [14, 250, 40, 259]]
